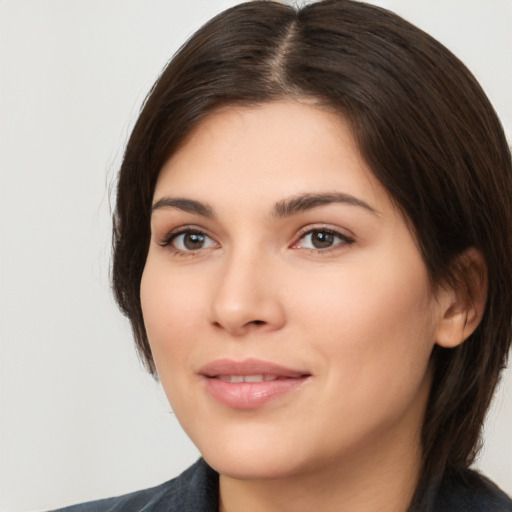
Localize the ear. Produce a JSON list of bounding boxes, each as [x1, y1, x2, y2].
[[435, 248, 487, 349]]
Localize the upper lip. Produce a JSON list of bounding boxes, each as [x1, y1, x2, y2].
[[199, 358, 310, 378]]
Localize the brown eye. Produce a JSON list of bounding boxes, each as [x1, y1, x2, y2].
[[297, 229, 353, 251], [310, 230, 335, 249], [170, 230, 217, 252], [183, 232, 206, 250]]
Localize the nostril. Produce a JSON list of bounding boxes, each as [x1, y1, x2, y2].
[[251, 320, 265, 325]]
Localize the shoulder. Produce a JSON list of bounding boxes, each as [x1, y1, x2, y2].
[[49, 458, 219, 512], [434, 467, 512, 512]]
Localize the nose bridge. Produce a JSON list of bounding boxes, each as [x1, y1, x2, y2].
[[208, 242, 285, 335]]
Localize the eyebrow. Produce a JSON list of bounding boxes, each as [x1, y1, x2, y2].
[[151, 192, 379, 219], [271, 192, 379, 218], [152, 197, 215, 217]]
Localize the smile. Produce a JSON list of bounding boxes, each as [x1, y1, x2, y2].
[[199, 358, 311, 409], [217, 375, 283, 383]]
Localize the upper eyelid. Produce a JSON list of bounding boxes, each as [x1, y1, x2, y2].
[[157, 225, 216, 246], [294, 224, 355, 240], [291, 225, 356, 250]]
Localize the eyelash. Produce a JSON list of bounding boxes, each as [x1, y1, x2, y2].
[[157, 225, 354, 256], [292, 226, 355, 254], [158, 227, 218, 257]]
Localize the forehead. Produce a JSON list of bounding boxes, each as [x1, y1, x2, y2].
[[154, 101, 388, 212]]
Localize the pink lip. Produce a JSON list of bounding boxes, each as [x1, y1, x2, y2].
[[200, 358, 308, 378], [199, 358, 311, 409]]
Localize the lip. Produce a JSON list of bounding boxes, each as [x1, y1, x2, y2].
[[199, 358, 311, 409]]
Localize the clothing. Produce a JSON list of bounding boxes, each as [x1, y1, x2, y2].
[[431, 467, 512, 512], [51, 458, 511, 512], [51, 460, 218, 512]]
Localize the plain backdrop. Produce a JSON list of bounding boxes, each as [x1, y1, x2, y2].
[[1, 1, 511, 511]]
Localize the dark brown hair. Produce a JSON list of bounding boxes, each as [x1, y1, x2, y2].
[[112, 0, 512, 507]]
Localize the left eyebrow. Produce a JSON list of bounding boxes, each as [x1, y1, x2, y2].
[[272, 192, 380, 218]]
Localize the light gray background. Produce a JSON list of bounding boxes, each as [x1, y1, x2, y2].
[[1, 1, 511, 511]]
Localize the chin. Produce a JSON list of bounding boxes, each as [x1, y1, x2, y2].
[[197, 434, 310, 480]]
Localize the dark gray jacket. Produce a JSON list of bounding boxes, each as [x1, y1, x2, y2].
[[51, 458, 512, 512]]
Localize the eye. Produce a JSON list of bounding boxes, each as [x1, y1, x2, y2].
[[295, 228, 353, 251], [166, 229, 217, 252]]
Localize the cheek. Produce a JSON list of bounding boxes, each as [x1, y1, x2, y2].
[[140, 262, 208, 421], [140, 261, 202, 366], [298, 257, 432, 333], [294, 253, 436, 390], [291, 264, 436, 449]]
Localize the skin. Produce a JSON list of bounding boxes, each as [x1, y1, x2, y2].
[[140, 101, 483, 512]]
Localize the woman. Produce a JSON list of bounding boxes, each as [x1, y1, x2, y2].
[[54, 1, 512, 510]]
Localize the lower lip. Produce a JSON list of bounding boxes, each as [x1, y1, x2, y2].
[[203, 377, 309, 409]]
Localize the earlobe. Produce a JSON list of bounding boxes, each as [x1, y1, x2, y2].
[[435, 248, 487, 349]]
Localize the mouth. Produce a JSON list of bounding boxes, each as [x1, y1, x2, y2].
[[216, 375, 290, 383], [199, 358, 311, 409]]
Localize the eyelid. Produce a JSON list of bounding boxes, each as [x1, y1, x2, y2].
[[291, 224, 355, 251], [154, 223, 354, 255], [157, 225, 219, 251]]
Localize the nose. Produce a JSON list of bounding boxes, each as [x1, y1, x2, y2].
[[208, 249, 286, 337]]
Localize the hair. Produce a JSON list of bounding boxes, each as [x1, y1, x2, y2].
[[112, 0, 512, 508]]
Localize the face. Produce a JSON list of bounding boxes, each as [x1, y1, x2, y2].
[[141, 101, 443, 482]]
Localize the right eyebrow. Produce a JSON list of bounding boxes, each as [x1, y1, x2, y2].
[[151, 197, 215, 218]]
